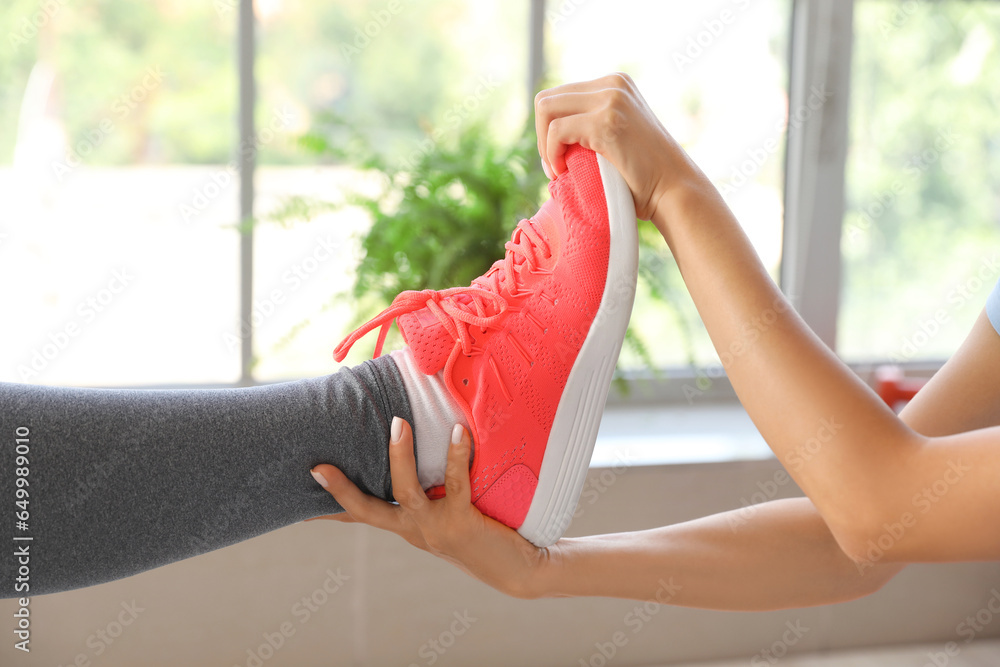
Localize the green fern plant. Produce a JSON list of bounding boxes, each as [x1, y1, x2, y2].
[[267, 113, 694, 383]]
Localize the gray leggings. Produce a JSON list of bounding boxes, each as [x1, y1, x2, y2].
[[0, 357, 412, 598]]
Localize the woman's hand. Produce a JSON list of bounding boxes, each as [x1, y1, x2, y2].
[[307, 418, 554, 599], [534, 72, 702, 224]]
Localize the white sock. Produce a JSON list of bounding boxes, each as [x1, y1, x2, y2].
[[390, 349, 468, 489]]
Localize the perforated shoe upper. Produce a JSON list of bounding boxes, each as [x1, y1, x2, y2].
[[334, 145, 612, 530]]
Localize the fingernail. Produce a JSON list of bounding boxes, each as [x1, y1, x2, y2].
[[451, 424, 464, 445], [541, 158, 554, 180], [310, 469, 328, 488], [391, 416, 403, 444]]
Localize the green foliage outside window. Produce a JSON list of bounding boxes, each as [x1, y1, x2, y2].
[[267, 114, 695, 380]]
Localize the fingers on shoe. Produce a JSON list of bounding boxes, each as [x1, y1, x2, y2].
[[545, 112, 605, 175], [535, 74, 635, 173], [536, 91, 594, 175], [443, 425, 473, 505], [386, 418, 429, 511], [534, 75, 616, 142]]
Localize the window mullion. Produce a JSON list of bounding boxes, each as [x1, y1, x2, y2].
[[780, 0, 855, 351], [238, 0, 256, 385], [528, 0, 546, 107]]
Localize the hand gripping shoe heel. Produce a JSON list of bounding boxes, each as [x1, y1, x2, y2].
[[334, 145, 638, 546]]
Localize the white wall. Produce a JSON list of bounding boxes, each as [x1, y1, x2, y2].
[[3, 456, 998, 666]]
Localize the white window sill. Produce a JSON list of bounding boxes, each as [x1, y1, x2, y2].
[[592, 401, 772, 467]]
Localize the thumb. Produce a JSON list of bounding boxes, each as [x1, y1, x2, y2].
[[442, 424, 473, 505]]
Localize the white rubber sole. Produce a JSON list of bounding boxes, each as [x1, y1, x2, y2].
[[517, 154, 638, 547]]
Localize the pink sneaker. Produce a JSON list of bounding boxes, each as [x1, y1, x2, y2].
[[335, 145, 637, 546]]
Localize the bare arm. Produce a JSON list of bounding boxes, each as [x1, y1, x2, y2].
[[900, 311, 1000, 436], [538, 308, 1000, 604], [536, 73, 1000, 563], [309, 316, 995, 607], [305, 74, 1000, 610], [310, 420, 902, 609], [540, 498, 902, 609]]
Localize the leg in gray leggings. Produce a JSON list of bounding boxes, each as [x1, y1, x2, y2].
[[0, 356, 412, 598]]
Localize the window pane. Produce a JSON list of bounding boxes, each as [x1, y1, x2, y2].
[[841, 2, 1000, 362], [251, 0, 530, 380], [548, 0, 791, 370], [0, 0, 240, 386]]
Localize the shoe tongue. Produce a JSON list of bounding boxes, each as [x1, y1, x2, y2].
[[487, 199, 561, 294], [398, 308, 453, 375], [531, 198, 562, 255], [531, 197, 562, 243], [397, 198, 564, 375]]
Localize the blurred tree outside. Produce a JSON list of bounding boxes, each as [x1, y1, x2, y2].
[[0, 0, 783, 380], [1, 0, 234, 166], [841, 2, 1000, 361], [6, 0, 997, 380], [0, 0, 525, 168], [0, 0, 532, 384]]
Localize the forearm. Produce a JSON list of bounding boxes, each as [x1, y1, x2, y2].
[[651, 170, 923, 548], [527, 319, 992, 610], [536, 498, 901, 611], [899, 311, 1000, 436]]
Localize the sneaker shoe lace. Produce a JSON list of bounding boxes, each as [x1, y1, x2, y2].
[[333, 218, 552, 363]]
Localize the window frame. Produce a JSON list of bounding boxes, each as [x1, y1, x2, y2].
[[233, 0, 938, 399]]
